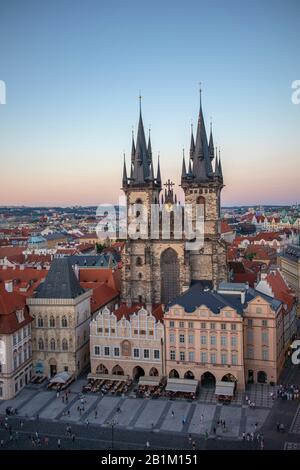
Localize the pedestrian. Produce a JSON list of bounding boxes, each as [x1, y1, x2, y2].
[[57, 438, 61, 449], [242, 432, 246, 440], [0, 439, 3, 448], [182, 417, 186, 426], [66, 396, 68, 404], [62, 395, 65, 403], [20, 420, 24, 429], [213, 427, 216, 435], [188, 433, 192, 444], [260, 439, 264, 450], [146, 440, 150, 449], [86, 419, 89, 428], [72, 434, 75, 443], [94, 409, 98, 419], [250, 432, 254, 441], [171, 410, 174, 418], [192, 441, 196, 450], [15, 431, 19, 440], [276, 422, 280, 432], [56, 391, 60, 399], [44, 436, 49, 446], [200, 414, 204, 422], [67, 410, 70, 416]]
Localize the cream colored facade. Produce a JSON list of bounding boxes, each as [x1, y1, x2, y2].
[[243, 295, 285, 385], [90, 306, 164, 378], [164, 287, 287, 390], [0, 322, 33, 400], [27, 290, 92, 378], [164, 303, 245, 390]]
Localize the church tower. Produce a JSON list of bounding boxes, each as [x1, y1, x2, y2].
[[121, 99, 189, 307], [181, 93, 227, 285]]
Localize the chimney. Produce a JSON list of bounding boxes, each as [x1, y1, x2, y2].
[[5, 280, 13, 293]]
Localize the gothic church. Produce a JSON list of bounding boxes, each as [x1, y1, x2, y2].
[[121, 95, 227, 308]]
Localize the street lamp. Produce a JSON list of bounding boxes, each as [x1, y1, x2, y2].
[[107, 416, 118, 450]]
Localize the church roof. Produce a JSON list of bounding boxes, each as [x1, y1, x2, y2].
[[166, 282, 281, 314]]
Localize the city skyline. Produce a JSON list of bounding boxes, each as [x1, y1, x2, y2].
[[0, 0, 299, 206]]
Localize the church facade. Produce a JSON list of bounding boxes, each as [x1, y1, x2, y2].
[[121, 96, 227, 308]]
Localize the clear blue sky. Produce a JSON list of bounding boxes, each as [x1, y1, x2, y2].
[[0, 0, 299, 206]]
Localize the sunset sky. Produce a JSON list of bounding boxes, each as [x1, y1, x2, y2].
[[0, 0, 299, 207]]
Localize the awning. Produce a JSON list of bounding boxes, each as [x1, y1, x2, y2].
[[165, 378, 198, 393], [50, 371, 71, 384], [138, 376, 162, 387], [87, 373, 127, 382], [215, 381, 235, 396]]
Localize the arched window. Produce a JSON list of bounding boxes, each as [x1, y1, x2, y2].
[[37, 316, 43, 328], [160, 248, 180, 304], [136, 257, 142, 266], [50, 339, 55, 351], [196, 195, 206, 216], [138, 272, 143, 279], [135, 198, 143, 217], [49, 316, 55, 328], [62, 339, 68, 351], [62, 316, 68, 328], [38, 338, 44, 350]]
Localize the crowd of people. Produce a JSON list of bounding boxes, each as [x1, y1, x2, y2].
[[277, 383, 300, 400], [82, 377, 132, 396]]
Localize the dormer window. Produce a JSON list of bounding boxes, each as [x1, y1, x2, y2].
[[16, 309, 25, 323]]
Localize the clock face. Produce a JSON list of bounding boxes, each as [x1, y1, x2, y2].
[[165, 202, 173, 213]]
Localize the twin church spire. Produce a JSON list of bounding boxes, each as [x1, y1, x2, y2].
[[122, 98, 161, 189], [122, 92, 223, 190], [181, 94, 223, 184]]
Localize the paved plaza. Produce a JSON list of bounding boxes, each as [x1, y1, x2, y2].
[[0, 379, 275, 440], [289, 404, 300, 434]]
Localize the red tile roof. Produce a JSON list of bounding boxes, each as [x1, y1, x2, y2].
[[113, 303, 164, 322], [221, 221, 233, 234], [0, 286, 33, 334], [265, 270, 295, 310], [79, 268, 121, 292]]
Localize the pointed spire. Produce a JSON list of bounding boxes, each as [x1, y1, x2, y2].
[[189, 123, 195, 158], [188, 158, 192, 174], [214, 148, 220, 177], [131, 128, 136, 162], [156, 154, 161, 186], [218, 148, 223, 179], [208, 120, 214, 160], [149, 160, 154, 180], [181, 148, 187, 179], [122, 153, 128, 187], [132, 93, 150, 182], [192, 86, 213, 180], [147, 127, 152, 163]]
